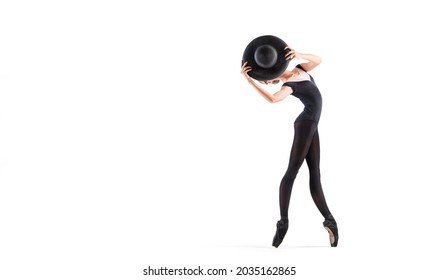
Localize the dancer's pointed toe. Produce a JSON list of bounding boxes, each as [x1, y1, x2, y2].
[[272, 219, 289, 248], [323, 219, 338, 247]]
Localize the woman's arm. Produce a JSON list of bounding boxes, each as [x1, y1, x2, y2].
[[296, 53, 322, 71], [241, 62, 293, 103], [248, 81, 292, 103], [285, 48, 322, 71]]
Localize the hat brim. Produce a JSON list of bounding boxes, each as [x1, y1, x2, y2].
[[243, 35, 289, 81]]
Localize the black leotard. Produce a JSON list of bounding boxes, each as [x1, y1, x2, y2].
[[282, 65, 322, 124]]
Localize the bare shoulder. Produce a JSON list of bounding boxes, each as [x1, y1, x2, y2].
[[299, 62, 319, 71]]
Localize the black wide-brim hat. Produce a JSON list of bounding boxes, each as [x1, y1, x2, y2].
[[242, 35, 289, 81]]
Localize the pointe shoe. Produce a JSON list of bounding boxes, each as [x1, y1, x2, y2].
[[323, 219, 338, 247], [272, 219, 289, 248]]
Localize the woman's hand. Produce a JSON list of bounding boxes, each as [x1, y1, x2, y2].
[[284, 46, 302, 61], [241, 61, 252, 82]]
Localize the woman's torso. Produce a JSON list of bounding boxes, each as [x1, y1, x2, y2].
[[282, 66, 322, 123]]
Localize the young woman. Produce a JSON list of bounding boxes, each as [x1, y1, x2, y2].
[[241, 47, 338, 248]]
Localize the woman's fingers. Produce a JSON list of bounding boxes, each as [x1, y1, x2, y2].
[[284, 46, 295, 61], [241, 61, 250, 71], [241, 66, 252, 74], [285, 51, 295, 60], [241, 60, 252, 81], [241, 61, 251, 73]]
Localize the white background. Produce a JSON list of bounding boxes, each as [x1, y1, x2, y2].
[[1, 0, 439, 279]]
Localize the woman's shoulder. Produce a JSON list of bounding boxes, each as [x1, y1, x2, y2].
[[295, 64, 306, 71], [281, 82, 295, 92]]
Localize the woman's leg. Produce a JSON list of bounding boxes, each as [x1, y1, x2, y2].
[[273, 120, 317, 247], [305, 130, 338, 247], [305, 129, 333, 219], [278, 120, 317, 220]]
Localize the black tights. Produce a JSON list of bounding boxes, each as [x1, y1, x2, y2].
[[279, 120, 333, 221]]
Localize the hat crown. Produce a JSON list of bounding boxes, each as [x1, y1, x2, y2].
[[242, 35, 289, 81], [254, 45, 278, 69]]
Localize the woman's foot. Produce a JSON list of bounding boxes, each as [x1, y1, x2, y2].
[[272, 219, 289, 248], [323, 218, 338, 247]]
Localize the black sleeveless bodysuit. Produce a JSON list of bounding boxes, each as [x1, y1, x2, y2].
[[282, 65, 322, 124]]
